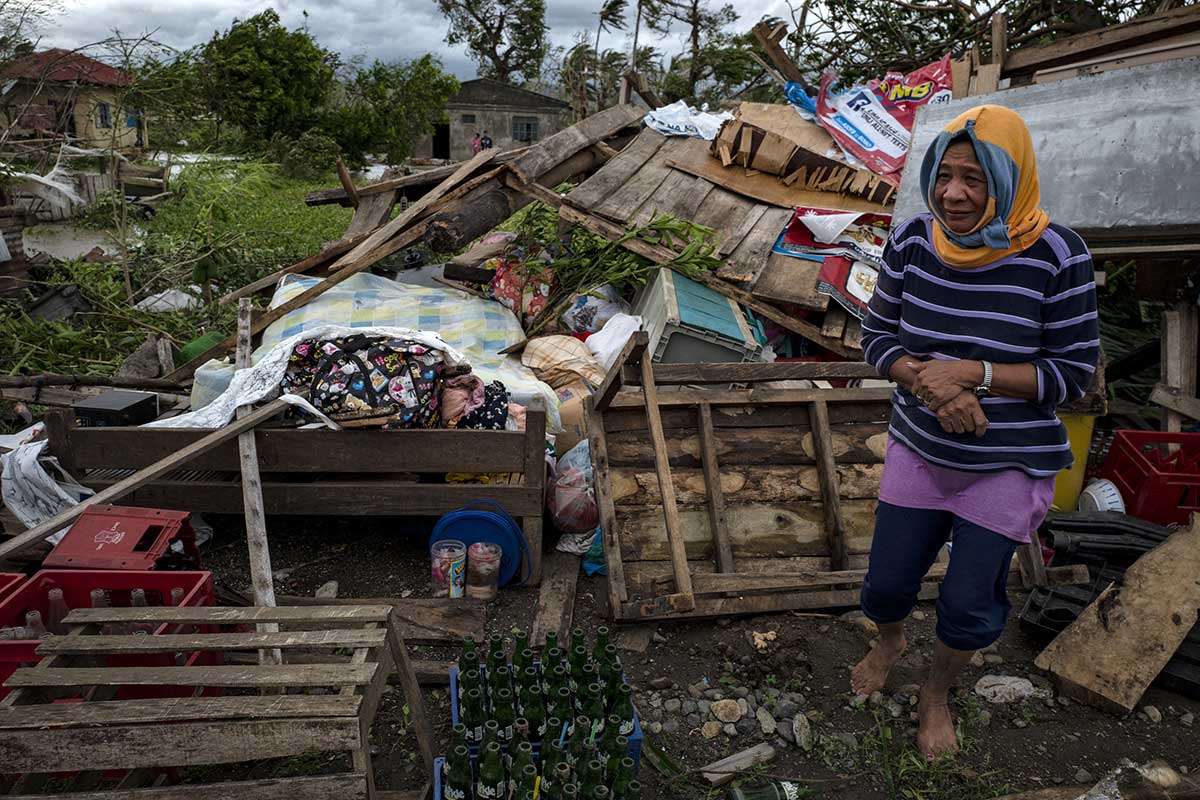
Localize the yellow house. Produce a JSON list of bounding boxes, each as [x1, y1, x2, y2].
[[0, 49, 146, 151]]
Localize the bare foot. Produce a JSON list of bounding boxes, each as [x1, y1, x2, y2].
[[850, 636, 906, 695], [917, 689, 959, 761]]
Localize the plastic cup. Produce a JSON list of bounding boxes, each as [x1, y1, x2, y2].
[[466, 541, 503, 601], [431, 539, 467, 598]]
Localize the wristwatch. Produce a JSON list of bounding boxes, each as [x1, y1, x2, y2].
[[974, 360, 993, 397]]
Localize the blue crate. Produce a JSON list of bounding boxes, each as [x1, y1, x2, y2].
[[448, 666, 642, 774], [434, 757, 444, 800]]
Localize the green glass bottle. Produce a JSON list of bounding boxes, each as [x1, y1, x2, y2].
[[512, 716, 531, 748], [726, 781, 811, 800], [461, 667, 483, 710], [562, 781, 580, 800], [607, 739, 630, 783], [625, 780, 642, 800], [545, 644, 565, 672], [510, 740, 535, 796], [578, 757, 605, 794], [524, 685, 547, 741], [444, 744, 472, 800], [544, 629, 559, 656], [521, 664, 539, 698], [518, 789, 536, 800], [552, 686, 572, 725], [493, 686, 516, 743], [569, 715, 593, 767], [547, 760, 573, 800], [464, 687, 485, 745], [598, 719, 621, 770], [513, 629, 530, 665], [517, 763, 539, 798], [611, 757, 634, 800], [568, 645, 588, 693], [592, 626, 610, 663], [590, 786, 611, 800], [540, 735, 565, 784], [584, 683, 606, 733], [613, 683, 636, 737], [604, 654, 623, 710], [448, 723, 470, 768], [487, 632, 505, 670], [476, 741, 505, 800], [570, 627, 586, 656], [481, 718, 501, 751], [489, 664, 511, 706], [549, 664, 569, 697]]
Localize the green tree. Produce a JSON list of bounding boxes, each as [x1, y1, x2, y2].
[[435, 0, 550, 84], [198, 9, 336, 144], [648, 0, 739, 101], [592, 0, 628, 111], [324, 55, 459, 166]]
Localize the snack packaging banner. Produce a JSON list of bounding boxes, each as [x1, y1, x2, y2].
[[817, 255, 879, 320], [812, 55, 953, 178], [772, 206, 891, 264]]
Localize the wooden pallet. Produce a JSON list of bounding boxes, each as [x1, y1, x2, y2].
[[0, 604, 433, 799]]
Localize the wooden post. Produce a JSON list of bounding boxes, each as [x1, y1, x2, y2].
[[1160, 305, 1198, 433], [236, 299, 281, 665], [522, 399, 547, 584], [639, 354, 695, 610], [810, 399, 849, 572], [588, 403, 629, 618], [991, 12, 1008, 67], [385, 611, 436, 777], [335, 158, 360, 209], [751, 21, 811, 93], [697, 403, 735, 574]]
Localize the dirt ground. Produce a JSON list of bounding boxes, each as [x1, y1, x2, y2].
[[202, 515, 1198, 800]]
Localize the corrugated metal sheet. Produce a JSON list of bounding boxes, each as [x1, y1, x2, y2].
[[892, 57, 1200, 241]]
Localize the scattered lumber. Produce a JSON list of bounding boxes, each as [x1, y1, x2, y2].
[[530, 552, 580, 647], [1034, 517, 1200, 713], [0, 374, 184, 392], [751, 21, 810, 91], [277, 595, 486, 645], [701, 742, 776, 786], [0, 398, 288, 561]]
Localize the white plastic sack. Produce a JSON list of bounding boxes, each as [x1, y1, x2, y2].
[[643, 100, 734, 140], [974, 674, 1051, 704], [586, 313, 644, 371], [560, 285, 630, 334], [1, 439, 95, 544]]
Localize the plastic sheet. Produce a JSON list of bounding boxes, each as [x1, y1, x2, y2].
[[644, 100, 734, 140]]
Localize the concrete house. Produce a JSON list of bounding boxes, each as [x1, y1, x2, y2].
[[0, 49, 145, 151], [415, 78, 569, 161]]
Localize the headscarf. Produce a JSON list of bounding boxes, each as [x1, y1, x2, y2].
[[919, 105, 1050, 269]]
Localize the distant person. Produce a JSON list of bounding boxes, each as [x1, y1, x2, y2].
[[471, 132, 481, 155], [480, 131, 493, 150]]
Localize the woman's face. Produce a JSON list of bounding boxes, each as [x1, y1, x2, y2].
[[934, 140, 988, 234]]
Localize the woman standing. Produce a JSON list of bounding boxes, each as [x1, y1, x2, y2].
[[853, 105, 1099, 759]]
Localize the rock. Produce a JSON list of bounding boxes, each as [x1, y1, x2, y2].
[[977, 709, 992, 727], [756, 706, 777, 735], [869, 691, 884, 707], [664, 698, 681, 713], [839, 610, 878, 636], [969, 651, 986, 668], [653, 631, 667, 643], [698, 700, 712, 717], [746, 695, 757, 714], [1181, 712, 1195, 728], [702, 721, 723, 739], [735, 717, 758, 736], [737, 698, 749, 717], [1144, 705, 1162, 723], [723, 723, 737, 737], [686, 714, 701, 728], [850, 694, 868, 710], [662, 719, 679, 733], [834, 732, 858, 749], [688, 683, 704, 700], [1075, 769, 1093, 784], [1014, 718, 1028, 729], [650, 696, 663, 709], [885, 699, 904, 718], [776, 701, 800, 720], [712, 699, 742, 723], [792, 714, 814, 751], [778, 720, 796, 743], [649, 708, 663, 722], [648, 721, 663, 734], [733, 686, 750, 699], [911, 609, 926, 621], [314, 580, 339, 599], [682, 700, 698, 715], [984, 654, 1004, 665], [649, 677, 672, 690], [704, 689, 724, 701], [974, 675, 1048, 704]]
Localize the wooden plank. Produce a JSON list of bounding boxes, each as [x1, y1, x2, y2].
[[592, 330, 649, 412], [166, 222, 427, 382], [342, 184, 399, 239], [1016, 530, 1049, 589], [0, 694, 362, 730], [336, 159, 361, 208], [614, 624, 657, 653], [689, 186, 756, 253], [751, 252, 827, 310], [810, 399, 848, 571], [593, 151, 673, 223], [237, 298, 281, 664], [611, 464, 883, 506], [697, 403, 734, 574], [1035, 519, 1200, 712], [511, 104, 644, 183], [64, 605, 395, 626], [530, 552, 580, 647], [842, 316, 863, 350], [521, 399, 547, 585], [385, 614, 436, 776], [752, 21, 807, 87], [718, 206, 788, 282], [218, 237, 359, 306], [702, 742, 776, 786], [331, 149, 498, 271], [37, 628, 387, 656], [588, 406, 629, 613], [0, 717, 361, 774], [607, 421, 889, 468], [1150, 382, 1200, 422], [625, 361, 879, 385], [5, 663, 377, 690], [1161, 303, 1198, 433], [568, 129, 666, 210], [67, 427, 528, 473], [603, 399, 892, 433], [0, 399, 288, 561], [821, 305, 848, 339], [640, 355, 695, 609], [275, 597, 486, 645], [629, 169, 693, 228], [608, 386, 895, 409], [5, 774, 368, 800]]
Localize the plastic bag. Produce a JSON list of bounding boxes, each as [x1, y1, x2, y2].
[[812, 55, 953, 179], [560, 285, 631, 334], [643, 99, 734, 140], [521, 335, 605, 389], [585, 313, 644, 371], [549, 441, 598, 534]]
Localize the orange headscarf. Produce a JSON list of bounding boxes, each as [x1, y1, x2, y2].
[[919, 105, 1050, 268]]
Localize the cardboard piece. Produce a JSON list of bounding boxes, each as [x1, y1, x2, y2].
[[555, 380, 594, 454]]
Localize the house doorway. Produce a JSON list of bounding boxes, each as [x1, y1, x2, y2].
[[432, 124, 450, 160]]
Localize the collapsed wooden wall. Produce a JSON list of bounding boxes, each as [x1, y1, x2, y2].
[[603, 395, 891, 593], [0, 205, 34, 296]]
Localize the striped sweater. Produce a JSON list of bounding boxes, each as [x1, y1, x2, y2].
[[861, 214, 1100, 478]]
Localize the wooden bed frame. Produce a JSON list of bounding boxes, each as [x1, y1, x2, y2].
[[44, 407, 548, 583]]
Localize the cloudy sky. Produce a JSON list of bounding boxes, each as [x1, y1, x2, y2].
[[42, 0, 793, 79]]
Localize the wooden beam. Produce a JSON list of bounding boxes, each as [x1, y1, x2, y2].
[[335, 159, 360, 208], [217, 237, 360, 306], [991, 12, 1008, 67], [385, 611, 436, 776], [697, 403, 734, 574], [236, 300, 281, 664], [607, 386, 895, 409], [64, 604, 396, 626], [752, 21, 810, 92], [530, 552, 580, 647], [592, 330, 649, 413], [622, 68, 663, 109], [1151, 382, 1200, 421], [588, 406, 630, 616], [1160, 303, 1198, 433], [5, 663, 377, 690], [625, 360, 879, 386], [5, 774, 369, 800], [0, 374, 183, 391], [0, 399, 287, 561], [810, 399, 848, 571], [701, 743, 776, 786], [36, 628, 387, 655], [640, 355, 695, 611]]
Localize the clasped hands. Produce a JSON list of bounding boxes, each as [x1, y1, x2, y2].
[[908, 360, 988, 437]]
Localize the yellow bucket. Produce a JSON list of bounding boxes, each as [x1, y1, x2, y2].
[[1052, 413, 1097, 511]]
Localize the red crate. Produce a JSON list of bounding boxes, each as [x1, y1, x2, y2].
[[0, 574, 25, 604], [0, 570, 217, 699], [1099, 430, 1200, 527], [44, 505, 201, 571]]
